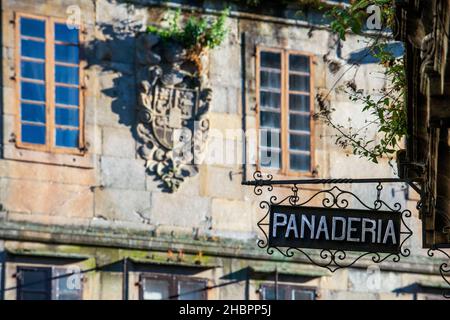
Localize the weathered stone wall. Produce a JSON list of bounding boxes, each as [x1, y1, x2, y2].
[[0, 0, 444, 300], [0, 0, 407, 240]]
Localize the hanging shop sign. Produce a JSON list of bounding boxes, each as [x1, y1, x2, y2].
[[269, 205, 401, 254], [243, 171, 450, 298], [243, 171, 415, 273]]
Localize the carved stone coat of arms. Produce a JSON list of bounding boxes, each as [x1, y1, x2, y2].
[[136, 33, 211, 192]]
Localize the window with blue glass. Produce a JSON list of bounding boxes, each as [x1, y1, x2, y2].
[[17, 15, 82, 151], [19, 16, 47, 145], [257, 48, 313, 175]]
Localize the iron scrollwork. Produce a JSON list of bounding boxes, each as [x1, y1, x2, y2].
[[250, 171, 413, 273], [427, 248, 450, 298]]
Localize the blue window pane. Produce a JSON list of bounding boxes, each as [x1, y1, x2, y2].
[[20, 18, 45, 38], [290, 134, 310, 151], [260, 111, 281, 129], [55, 23, 79, 44], [260, 71, 281, 89], [289, 114, 310, 131], [56, 129, 79, 148], [21, 39, 45, 59], [55, 107, 79, 126], [21, 81, 45, 102], [55, 45, 79, 64], [289, 55, 310, 73], [260, 52, 281, 69], [21, 60, 45, 80], [21, 103, 45, 123], [289, 94, 310, 112], [55, 86, 79, 106], [21, 124, 46, 144], [290, 153, 310, 172], [55, 65, 79, 85], [260, 91, 281, 109], [289, 74, 310, 92]]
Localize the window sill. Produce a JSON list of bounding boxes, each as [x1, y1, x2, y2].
[[3, 144, 95, 168]]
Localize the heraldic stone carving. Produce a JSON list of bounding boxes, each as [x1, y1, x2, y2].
[[136, 33, 211, 192]]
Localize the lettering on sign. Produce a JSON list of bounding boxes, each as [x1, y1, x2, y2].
[[269, 205, 401, 254]]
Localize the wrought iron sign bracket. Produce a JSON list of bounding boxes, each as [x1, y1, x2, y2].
[[243, 175, 424, 213], [243, 176, 423, 195]]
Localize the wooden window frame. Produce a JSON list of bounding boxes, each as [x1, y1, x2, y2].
[[256, 46, 315, 177], [15, 12, 85, 155], [139, 273, 208, 300]]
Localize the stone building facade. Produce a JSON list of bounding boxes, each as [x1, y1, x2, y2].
[[0, 0, 447, 300]]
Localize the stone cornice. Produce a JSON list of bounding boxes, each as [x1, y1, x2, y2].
[[122, 0, 390, 38], [0, 219, 446, 275]]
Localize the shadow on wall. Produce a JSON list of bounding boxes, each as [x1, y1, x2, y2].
[[83, 2, 214, 193], [84, 15, 198, 193], [393, 282, 449, 300], [83, 18, 198, 193], [83, 16, 176, 189], [346, 42, 404, 64], [84, 21, 140, 137]]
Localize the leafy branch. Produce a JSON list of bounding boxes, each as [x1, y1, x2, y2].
[[316, 0, 406, 164]]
